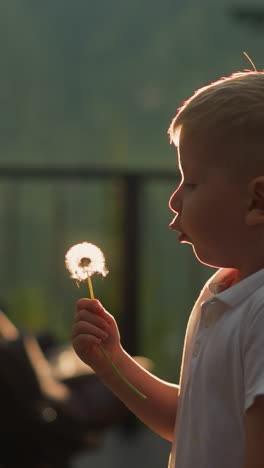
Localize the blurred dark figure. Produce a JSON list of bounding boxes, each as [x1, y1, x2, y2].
[[0, 309, 151, 468]]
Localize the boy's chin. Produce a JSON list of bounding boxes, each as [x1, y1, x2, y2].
[[192, 247, 220, 269]]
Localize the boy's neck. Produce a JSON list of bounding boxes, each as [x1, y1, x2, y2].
[[233, 263, 264, 285]]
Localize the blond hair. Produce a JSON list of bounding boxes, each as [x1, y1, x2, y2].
[[168, 71, 264, 155]]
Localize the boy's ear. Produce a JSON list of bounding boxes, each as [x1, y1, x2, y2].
[[246, 176, 264, 226]]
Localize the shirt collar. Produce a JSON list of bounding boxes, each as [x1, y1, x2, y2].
[[205, 267, 264, 308]]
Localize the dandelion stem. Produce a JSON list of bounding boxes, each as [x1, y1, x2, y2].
[[98, 344, 147, 399], [87, 275, 95, 299], [86, 276, 146, 400]]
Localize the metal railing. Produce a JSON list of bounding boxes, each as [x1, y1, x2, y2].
[[0, 166, 177, 356]]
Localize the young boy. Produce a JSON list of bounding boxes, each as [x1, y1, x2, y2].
[[72, 70, 264, 468]]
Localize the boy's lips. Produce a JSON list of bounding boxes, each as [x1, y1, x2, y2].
[[178, 232, 188, 242], [169, 219, 190, 242]]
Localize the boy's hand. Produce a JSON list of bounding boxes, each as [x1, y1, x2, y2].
[[72, 298, 121, 375]]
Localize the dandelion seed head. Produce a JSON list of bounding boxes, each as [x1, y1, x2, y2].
[[79, 257, 91, 268], [65, 242, 108, 282]]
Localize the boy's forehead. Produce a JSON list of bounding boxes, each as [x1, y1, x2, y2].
[[178, 127, 211, 166], [178, 125, 234, 170], [178, 126, 260, 182]]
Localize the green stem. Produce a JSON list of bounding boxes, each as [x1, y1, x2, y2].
[[86, 276, 146, 400], [98, 344, 146, 400]]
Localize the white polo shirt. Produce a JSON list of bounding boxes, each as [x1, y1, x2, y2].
[[168, 267, 264, 468]]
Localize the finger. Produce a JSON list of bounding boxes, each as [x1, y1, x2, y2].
[[72, 320, 109, 342], [74, 309, 111, 333], [76, 298, 102, 313], [72, 332, 102, 347], [75, 299, 113, 326]]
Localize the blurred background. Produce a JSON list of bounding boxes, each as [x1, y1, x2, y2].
[[0, 0, 263, 466]]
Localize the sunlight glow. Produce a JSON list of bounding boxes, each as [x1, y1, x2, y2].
[[65, 242, 108, 282]]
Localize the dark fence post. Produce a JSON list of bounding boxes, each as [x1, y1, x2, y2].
[[120, 174, 142, 357]]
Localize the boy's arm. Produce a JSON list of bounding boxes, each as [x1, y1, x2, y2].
[[243, 395, 264, 468], [99, 346, 178, 441], [72, 298, 178, 441]]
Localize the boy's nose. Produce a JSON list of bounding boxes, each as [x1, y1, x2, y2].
[[169, 188, 181, 214]]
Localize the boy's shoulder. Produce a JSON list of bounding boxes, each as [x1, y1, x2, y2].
[[197, 267, 264, 336], [205, 267, 264, 310]]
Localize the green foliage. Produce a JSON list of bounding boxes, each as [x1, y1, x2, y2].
[[7, 283, 57, 332]]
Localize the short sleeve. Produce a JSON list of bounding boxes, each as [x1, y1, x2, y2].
[[243, 304, 264, 411]]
